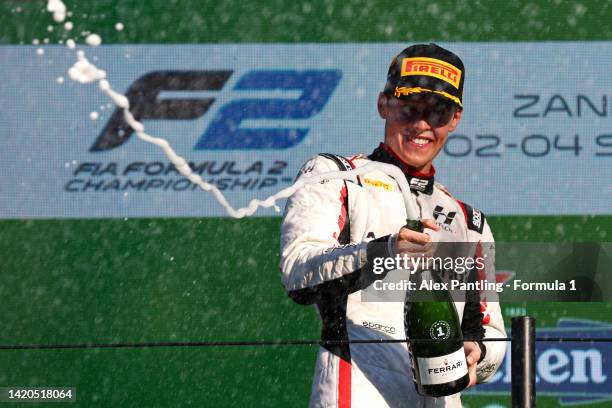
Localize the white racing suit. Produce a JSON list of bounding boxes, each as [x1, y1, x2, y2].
[[280, 144, 506, 408]]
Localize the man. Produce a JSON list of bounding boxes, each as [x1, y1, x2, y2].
[[280, 44, 505, 407]]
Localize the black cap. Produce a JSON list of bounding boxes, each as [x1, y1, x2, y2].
[[384, 43, 465, 108]]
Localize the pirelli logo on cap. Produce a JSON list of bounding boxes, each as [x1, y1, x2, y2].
[[400, 57, 462, 89]]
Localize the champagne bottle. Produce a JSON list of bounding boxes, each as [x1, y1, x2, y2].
[[404, 259, 469, 397]]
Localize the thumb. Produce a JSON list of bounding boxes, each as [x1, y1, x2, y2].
[[420, 218, 440, 231]]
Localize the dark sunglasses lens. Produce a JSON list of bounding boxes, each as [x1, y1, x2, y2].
[[427, 103, 455, 126], [397, 97, 456, 125]]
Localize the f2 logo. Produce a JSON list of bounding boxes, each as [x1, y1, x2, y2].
[[90, 71, 232, 152], [90, 70, 342, 152], [196, 70, 341, 150]]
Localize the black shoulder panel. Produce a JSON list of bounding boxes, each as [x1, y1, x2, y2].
[[461, 202, 486, 234], [318, 153, 353, 171]]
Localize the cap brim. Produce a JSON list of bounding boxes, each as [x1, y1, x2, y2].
[[392, 86, 463, 108]]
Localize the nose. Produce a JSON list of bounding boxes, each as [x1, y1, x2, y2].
[[410, 118, 432, 132]]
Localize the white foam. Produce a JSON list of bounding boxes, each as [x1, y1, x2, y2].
[[85, 33, 102, 46], [47, 0, 67, 23], [68, 53, 106, 83]]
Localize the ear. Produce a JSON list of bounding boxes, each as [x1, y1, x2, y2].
[[448, 108, 463, 132], [377, 92, 389, 119]]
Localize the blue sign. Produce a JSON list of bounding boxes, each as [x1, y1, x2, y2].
[[1, 43, 612, 218], [470, 319, 612, 405]]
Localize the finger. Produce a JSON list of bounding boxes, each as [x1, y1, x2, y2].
[[463, 343, 480, 387], [464, 343, 481, 366], [466, 349, 479, 365], [468, 366, 477, 387], [420, 218, 440, 231], [398, 229, 430, 245]]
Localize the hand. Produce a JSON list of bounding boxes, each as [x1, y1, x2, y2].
[[464, 341, 482, 387], [395, 219, 440, 266]]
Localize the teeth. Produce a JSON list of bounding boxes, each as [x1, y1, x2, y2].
[[411, 137, 430, 146]]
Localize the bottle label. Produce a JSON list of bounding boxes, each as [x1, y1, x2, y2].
[[417, 348, 468, 385]]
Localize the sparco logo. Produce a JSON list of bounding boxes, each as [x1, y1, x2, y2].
[[471, 209, 482, 230], [363, 321, 396, 334], [92, 70, 342, 151]]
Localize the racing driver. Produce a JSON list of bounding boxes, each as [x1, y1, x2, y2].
[[280, 43, 506, 407]]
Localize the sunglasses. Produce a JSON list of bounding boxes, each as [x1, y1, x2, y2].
[[387, 95, 457, 127]]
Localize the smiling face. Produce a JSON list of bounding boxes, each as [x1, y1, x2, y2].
[[377, 93, 462, 173]]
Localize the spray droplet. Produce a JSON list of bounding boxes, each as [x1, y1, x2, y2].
[[85, 33, 102, 47], [66, 39, 76, 49], [47, 25, 54, 32], [32, 39, 40, 45], [56, 76, 65, 84], [47, 0, 67, 23], [89, 111, 99, 120], [36, 48, 45, 56], [68, 55, 106, 83], [115, 22, 124, 31], [64, 21, 73, 31]]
